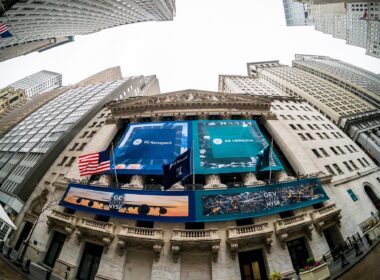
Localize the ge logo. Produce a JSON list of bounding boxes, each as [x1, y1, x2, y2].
[[133, 139, 142, 145], [213, 138, 223, 145]]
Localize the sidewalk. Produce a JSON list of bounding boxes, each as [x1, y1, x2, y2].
[[0, 257, 25, 280], [328, 237, 380, 279]]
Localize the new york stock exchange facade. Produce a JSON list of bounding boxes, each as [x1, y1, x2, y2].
[[7, 90, 380, 280]]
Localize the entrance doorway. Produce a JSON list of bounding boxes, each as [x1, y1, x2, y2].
[[14, 221, 33, 251], [44, 231, 66, 267], [287, 237, 310, 271], [364, 185, 380, 209], [77, 243, 103, 280], [323, 225, 344, 251], [238, 249, 268, 280]]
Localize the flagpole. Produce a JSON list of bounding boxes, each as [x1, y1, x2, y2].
[[0, 1, 20, 40], [268, 138, 273, 183], [111, 143, 119, 188]]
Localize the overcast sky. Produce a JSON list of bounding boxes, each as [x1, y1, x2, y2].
[[0, 0, 379, 93]]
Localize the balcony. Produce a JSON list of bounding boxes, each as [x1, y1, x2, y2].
[[170, 229, 221, 262], [227, 223, 274, 258], [75, 217, 115, 251], [274, 213, 313, 248], [117, 225, 164, 261], [46, 210, 77, 236], [310, 203, 342, 234]]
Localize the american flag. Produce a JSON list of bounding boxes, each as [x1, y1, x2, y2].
[[0, 23, 12, 38], [79, 150, 110, 176]]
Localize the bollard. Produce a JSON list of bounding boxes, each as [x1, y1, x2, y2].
[[357, 232, 362, 242], [340, 251, 350, 268], [353, 242, 363, 257], [46, 269, 52, 280], [23, 259, 31, 273], [5, 246, 12, 259], [365, 233, 373, 246]]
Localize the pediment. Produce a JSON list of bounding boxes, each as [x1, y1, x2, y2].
[[110, 89, 271, 110]]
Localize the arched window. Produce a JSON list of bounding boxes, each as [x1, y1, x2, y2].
[[364, 185, 380, 210]]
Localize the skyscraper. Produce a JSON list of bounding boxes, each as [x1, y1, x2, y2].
[[9, 70, 62, 98], [0, 67, 160, 220], [247, 55, 380, 164], [283, 1, 380, 59], [0, 0, 176, 61], [282, 0, 313, 26]]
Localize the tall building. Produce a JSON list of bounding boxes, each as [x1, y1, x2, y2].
[[9, 70, 62, 99], [285, 1, 380, 59], [0, 67, 160, 221], [282, 0, 313, 26], [247, 55, 380, 164], [2, 68, 379, 280], [0, 87, 25, 115], [0, 0, 176, 61]]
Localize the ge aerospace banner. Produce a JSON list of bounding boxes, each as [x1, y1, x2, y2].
[[60, 178, 327, 222], [60, 183, 195, 222], [193, 120, 284, 174], [113, 122, 191, 174], [196, 177, 328, 221]]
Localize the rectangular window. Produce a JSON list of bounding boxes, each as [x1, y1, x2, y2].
[[88, 131, 96, 138], [297, 124, 305, 130], [305, 133, 314, 140], [319, 148, 329, 157], [312, 149, 322, 158], [350, 145, 358, 152], [69, 143, 79, 151], [330, 147, 339, 155], [77, 143, 87, 151], [316, 133, 324, 139], [322, 132, 330, 139], [307, 124, 314, 130], [324, 165, 335, 175], [357, 158, 366, 167], [298, 133, 307, 141], [80, 131, 89, 138], [362, 158, 370, 166], [336, 146, 345, 154], [57, 156, 68, 166], [349, 160, 359, 170], [65, 157, 76, 167], [289, 124, 297, 130], [343, 161, 353, 172], [332, 163, 344, 175]]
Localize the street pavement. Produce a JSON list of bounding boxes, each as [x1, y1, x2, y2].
[[0, 257, 25, 280], [338, 243, 380, 280]]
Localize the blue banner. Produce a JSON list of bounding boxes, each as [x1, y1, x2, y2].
[[113, 122, 191, 174], [60, 178, 327, 222], [196, 177, 328, 221], [60, 183, 195, 222], [163, 149, 192, 190], [193, 120, 284, 174]]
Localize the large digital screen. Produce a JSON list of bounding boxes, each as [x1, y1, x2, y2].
[[113, 122, 191, 174], [196, 178, 327, 221], [193, 120, 284, 174], [61, 178, 327, 222], [61, 184, 195, 222]]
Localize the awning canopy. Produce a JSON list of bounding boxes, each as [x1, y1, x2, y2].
[[0, 204, 16, 230]]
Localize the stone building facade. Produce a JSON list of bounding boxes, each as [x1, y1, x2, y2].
[[5, 79, 380, 280]]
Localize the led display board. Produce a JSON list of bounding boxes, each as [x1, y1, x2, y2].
[[113, 122, 191, 174], [193, 120, 284, 174], [61, 178, 327, 222]]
